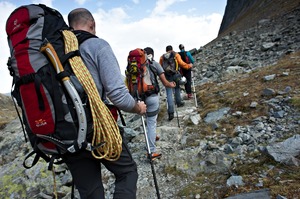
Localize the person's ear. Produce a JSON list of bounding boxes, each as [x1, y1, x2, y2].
[[89, 21, 96, 35]]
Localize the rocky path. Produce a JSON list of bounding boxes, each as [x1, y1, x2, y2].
[[129, 90, 200, 199]]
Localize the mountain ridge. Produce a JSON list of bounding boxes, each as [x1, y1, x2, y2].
[[218, 0, 300, 36]]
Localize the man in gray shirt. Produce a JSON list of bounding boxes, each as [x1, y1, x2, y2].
[[143, 47, 175, 160], [66, 8, 146, 199]]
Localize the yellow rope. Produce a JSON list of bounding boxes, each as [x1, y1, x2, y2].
[[62, 30, 122, 161]]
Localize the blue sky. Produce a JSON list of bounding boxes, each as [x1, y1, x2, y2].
[[0, 0, 226, 93]]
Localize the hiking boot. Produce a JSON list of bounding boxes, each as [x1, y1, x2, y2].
[[177, 101, 185, 107], [156, 135, 160, 141], [148, 153, 162, 160], [184, 94, 192, 100], [168, 113, 174, 121]]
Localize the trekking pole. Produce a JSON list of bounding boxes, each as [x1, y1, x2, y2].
[[191, 70, 198, 107], [173, 88, 180, 128], [141, 114, 161, 199], [136, 92, 161, 199]]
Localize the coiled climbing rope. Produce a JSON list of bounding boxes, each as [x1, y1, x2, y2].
[[62, 30, 122, 161]]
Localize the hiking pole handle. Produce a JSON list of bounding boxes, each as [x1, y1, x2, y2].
[[40, 39, 88, 153], [40, 39, 69, 81]]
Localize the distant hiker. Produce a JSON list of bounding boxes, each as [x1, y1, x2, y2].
[[143, 47, 176, 159], [159, 45, 193, 121], [178, 44, 195, 99], [67, 8, 146, 199]]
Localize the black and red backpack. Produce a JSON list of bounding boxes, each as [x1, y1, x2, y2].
[[6, 4, 97, 169], [125, 48, 160, 100], [179, 51, 191, 64]]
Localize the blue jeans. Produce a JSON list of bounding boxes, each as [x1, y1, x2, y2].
[[165, 86, 182, 114]]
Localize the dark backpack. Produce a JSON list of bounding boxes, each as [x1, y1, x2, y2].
[[125, 48, 160, 100], [161, 51, 179, 75], [6, 4, 96, 169], [179, 51, 190, 64]]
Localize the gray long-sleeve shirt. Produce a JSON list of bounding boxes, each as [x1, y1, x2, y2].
[[79, 37, 136, 112]]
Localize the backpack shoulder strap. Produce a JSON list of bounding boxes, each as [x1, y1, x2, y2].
[[148, 60, 156, 74], [73, 30, 98, 44], [171, 51, 176, 58], [148, 62, 160, 94], [172, 52, 179, 71], [59, 29, 96, 65], [179, 51, 188, 63], [179, 51, 185, 59]]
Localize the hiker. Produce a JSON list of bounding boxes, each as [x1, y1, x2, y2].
[[143, 47, 176, 159], [178, 44, 195, 99], [66, 8, 146, 199], [159, 45, 193, 121]]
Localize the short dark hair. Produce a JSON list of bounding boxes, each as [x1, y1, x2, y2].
[[144, 47, 154, 57], [179, 44, 184, 50], [68, 8, 94, 28], [166, 45, 173, 52]]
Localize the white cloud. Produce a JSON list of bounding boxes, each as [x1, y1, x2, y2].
[[93, 8, 222, 76], [0, 1, 223, 94], [188, 8, 196, 13], [94, 7, 129, 25], [75, 0, 87, 5], [151, 0, 186, 16]]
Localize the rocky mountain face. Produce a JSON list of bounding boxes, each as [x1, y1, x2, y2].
[[219, 0, 259, 34], [197, 2, 300, 87], [219, 0, 300, 36], [1, 1, 300, 199]]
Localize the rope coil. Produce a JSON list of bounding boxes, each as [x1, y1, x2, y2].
[[62, 30, 122, 161]]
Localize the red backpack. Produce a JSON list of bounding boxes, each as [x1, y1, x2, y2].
[[6, 4, 95, 169], [125, 48, 160, 100]]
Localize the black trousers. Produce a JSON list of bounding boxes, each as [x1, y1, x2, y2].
[[181, 68, 192, 94], [63, 139, 138, 199]]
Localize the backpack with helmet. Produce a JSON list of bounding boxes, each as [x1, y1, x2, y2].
[[161, 51, 179, 75], [161, 50, 186, 86]]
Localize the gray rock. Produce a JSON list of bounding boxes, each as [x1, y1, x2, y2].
[[266, 135, 300, 166], [226, 175, 244, 187], [204, 107, 231, 123], [225, 189, 271, 199]]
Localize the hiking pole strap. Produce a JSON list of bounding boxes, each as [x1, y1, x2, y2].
[[11, 89, 27, 142]]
